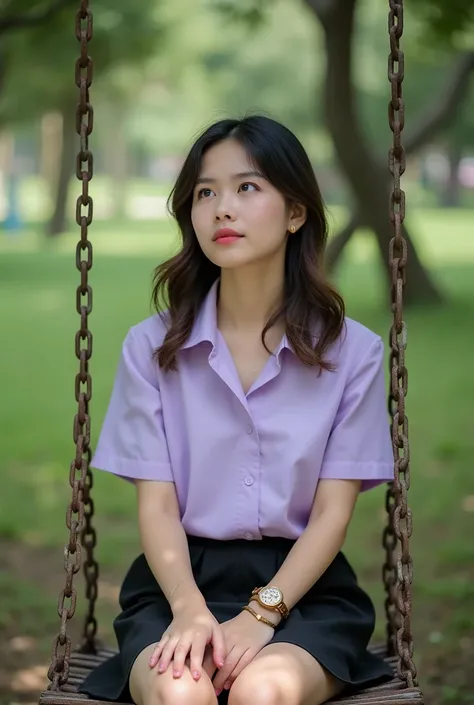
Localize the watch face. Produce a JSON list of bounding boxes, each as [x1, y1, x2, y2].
[[260, 587, 282, 606]]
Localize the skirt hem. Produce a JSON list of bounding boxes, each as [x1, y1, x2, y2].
[[79, 537, 394, 703]]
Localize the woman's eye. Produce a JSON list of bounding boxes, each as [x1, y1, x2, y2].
[[240, 182, 257, 193], [197, 188, 213, 199], [196, 182, 258, 199]]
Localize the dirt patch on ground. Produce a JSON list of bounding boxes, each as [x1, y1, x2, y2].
[[0, 540, 120, 705]]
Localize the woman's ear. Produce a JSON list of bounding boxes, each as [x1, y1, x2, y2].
[[288, 203, 307, 233]]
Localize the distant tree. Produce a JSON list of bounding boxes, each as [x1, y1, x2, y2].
[[0, 0, 165, 234], [0, 0, 75, 34]]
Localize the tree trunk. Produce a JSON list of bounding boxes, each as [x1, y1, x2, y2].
[[306, 0, 442, 304], [325, 212, 359, 270], [40, 112, 63, 203], [103, 104, 129, 219], [327, 51, 474, 270], [45, 101, 76, 237], [440, 140, 462, 208]]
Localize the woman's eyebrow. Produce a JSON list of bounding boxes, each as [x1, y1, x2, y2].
[[195, 170, 264, 185]]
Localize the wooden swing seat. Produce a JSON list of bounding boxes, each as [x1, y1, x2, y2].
[[39, 643, 423, 705]]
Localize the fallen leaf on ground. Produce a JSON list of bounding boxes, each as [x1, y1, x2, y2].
[[9, 636, 36, 652], [11, 665, 48, 692], [461, 495, 474, 512]]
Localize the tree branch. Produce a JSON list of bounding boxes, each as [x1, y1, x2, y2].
[[326, 212, 360, 272], [304, 0, 344, 25], [0, 0, 75, 34], [404, 50, 474, 153], [327, 50, 474, 270], [307, 0, 441, 302]]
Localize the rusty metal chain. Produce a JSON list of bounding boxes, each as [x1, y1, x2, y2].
[[75, 0, 99, 657], [47, 0, 97, 690], [382, 0, 417, 689]]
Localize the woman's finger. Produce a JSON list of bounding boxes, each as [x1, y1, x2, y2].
[[223, 648, 254, 688], [171, 640, 192, 678], [212, 647, 240, 693], [189, 633, 208, 681], [157, 636, 179, 673], [148, 636, 169, 668], [211, 624, 226, 669], [202, 645, 216, 680]]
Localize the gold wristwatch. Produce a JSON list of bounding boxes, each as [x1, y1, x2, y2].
[[250, 585, 289, 619]]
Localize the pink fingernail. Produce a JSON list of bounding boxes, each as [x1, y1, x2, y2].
[[215, 688, 222, 696], [193, 671, 200, 680]]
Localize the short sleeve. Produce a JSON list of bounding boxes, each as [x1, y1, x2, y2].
[[91, 328, 173, 482], [320, 337, 394, 491]]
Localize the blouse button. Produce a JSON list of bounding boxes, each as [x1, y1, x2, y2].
[[245, 533, 253, 540], [246, 423, 253, 434], [244, 476, 254, 486]]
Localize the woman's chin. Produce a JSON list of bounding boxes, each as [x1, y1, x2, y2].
[[207, 250, 254, 270]]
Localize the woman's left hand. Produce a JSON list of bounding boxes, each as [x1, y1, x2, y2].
[[212, 609, 278, 695]]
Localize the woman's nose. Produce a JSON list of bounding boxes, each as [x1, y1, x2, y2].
[[214, 194, 236, 221]]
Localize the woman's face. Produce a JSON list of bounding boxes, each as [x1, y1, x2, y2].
[[191, 139, 300, 270]]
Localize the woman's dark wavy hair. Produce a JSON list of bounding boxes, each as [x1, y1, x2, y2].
[[152, 114, 345, 372]]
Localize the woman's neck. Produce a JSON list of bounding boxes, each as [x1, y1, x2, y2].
[[217, 267, 285, 335]]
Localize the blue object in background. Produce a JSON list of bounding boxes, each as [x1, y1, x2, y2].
[[3, 174, 23, 233]]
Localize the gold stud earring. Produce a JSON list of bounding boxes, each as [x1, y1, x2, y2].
[[289, 225, 296, 233]]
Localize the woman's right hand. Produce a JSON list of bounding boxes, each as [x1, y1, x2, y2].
[[148, 602, 226, 681]]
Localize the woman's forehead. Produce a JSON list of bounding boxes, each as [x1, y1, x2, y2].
[[199, 139, 254, 173]]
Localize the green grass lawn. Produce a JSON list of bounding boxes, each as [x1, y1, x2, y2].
[[0, 208, 473, 705]]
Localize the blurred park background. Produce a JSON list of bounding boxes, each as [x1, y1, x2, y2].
[[0, 0, 473, 704]]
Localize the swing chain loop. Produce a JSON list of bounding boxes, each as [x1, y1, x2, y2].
[[47, 0, 98, 691], [383, 0, 417, 689]]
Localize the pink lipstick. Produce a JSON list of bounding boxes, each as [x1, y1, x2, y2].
[[213, 228, 244, 244]]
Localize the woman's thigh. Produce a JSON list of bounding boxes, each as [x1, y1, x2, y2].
[[229, 642, 343, 705], [129, 643, 218, 705]]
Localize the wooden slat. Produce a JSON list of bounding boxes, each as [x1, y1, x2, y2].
[[39, 643, 424, 705]]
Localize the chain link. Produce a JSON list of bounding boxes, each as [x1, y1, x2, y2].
[[47, 0, 97, 690], [382, 0, 417, 689]]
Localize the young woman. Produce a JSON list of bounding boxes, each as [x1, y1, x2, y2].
[[79, 114, 394, 705]]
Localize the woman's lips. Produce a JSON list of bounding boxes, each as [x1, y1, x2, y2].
[[213, 228, 244, 244], [215, 235, 242, 244]]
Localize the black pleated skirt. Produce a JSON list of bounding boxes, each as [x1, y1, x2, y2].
[[79, 535, 393, 703]]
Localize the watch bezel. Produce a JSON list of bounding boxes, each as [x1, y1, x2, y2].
[[257, 585, 284, 608]]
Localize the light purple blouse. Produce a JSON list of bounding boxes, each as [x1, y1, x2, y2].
[[92, 280, 394, 541]]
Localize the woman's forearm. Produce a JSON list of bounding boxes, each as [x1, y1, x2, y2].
[[250, 511, 348, 626], [271, 513, 347, 611], [252, 480, 360, 624], [136, 480, 205, 614]]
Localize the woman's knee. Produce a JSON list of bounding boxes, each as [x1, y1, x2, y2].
[[129, 643, 217, 705], [228, 644, 341, 705], [147, 669, 217, 705], [229, 670, 288, 705], [228, 655, 325, 705]]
